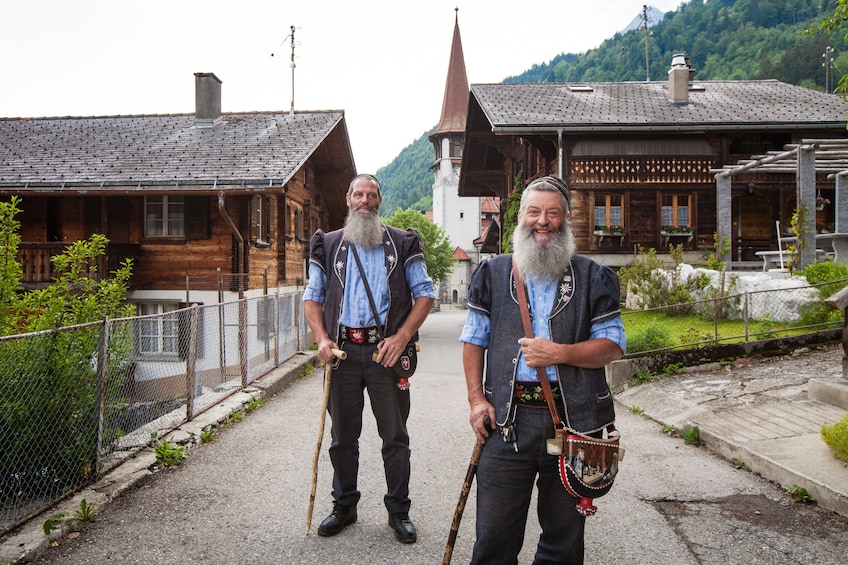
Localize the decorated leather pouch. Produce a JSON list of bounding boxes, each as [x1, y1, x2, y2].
[[387, 341, 418, 389], [557, 427, 622, 515]]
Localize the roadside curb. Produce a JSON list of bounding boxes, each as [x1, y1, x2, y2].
[[697, 425, 848, 518]]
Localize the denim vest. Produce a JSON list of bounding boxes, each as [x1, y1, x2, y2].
[[466, 254, 621, 435], [308, 224, 424, 343]]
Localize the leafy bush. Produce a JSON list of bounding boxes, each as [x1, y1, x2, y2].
[[0, 202, 136, 508], [821, 414, 848, 464], [796, 263, 848, 300], [794, 266, 848, 327], [619, 245, 698, 314], [627, 321, 673, 354]]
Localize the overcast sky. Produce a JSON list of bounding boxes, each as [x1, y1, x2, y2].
[[1, 0, 682, 173]]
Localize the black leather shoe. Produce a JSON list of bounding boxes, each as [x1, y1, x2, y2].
[[317, 503, 357, 537], [388, 512, 417, 544]]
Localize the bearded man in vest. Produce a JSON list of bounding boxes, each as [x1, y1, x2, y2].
[[304, 173, 435, 543], [460, 176, 626, 564]]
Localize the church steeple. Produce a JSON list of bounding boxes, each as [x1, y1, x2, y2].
[[431, 8, 469, 138]]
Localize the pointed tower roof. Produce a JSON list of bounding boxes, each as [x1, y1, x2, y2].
[[432, 9, 469, 136]]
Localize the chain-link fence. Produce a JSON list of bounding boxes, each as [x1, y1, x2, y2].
[[622, 279, 846, 356], [0, 291, 308, 536]]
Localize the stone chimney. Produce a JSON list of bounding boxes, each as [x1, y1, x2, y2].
[[667, 54, 690, 105], [194, 72, 222, 125]]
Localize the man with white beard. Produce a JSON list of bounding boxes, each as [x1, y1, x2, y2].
[[303, 174, 434, 544], [459, 176, 626, 564]]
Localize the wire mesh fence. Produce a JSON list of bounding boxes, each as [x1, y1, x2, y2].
[[2, 278, 845, 535], [0, 291, 308, 536], [621, 278, 846, 356]]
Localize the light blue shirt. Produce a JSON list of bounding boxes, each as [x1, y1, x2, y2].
[[459, 276, 626, 382], [303, 244, 435, 328]]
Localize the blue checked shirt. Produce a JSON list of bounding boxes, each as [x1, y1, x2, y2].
[[459, 276, 626, 382]]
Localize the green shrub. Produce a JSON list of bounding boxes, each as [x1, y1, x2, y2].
[[618, 245, 699, 314], [797, 263, 848, 299], [627, 321, 673, 354], [821, 414, 848, 464]]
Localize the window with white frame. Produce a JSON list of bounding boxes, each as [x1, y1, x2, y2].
[[137, 303, 179, 354], [593, 194, 624, 230], [145, 196, 185, 237], [661, 194, 690, 229]]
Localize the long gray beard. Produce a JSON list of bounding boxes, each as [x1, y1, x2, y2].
[[511, 222, 575, 281], [344, 209, 384, 248]]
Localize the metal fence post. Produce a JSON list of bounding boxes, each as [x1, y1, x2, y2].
[[185, 305, 199, 420], [239, 298, 248, 387], [95, 317, 110, 476]]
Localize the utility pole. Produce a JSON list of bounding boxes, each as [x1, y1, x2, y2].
[[822, 46, 834, 94], [289, 25, 296, 115], [640, 5, 652, 82], [271, 26, 299, 115]]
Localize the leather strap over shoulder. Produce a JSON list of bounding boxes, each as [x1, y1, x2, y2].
[[512, 261, 563, 430]]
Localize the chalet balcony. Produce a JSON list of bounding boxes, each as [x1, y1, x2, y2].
[[17, 242, 138, 286], [569, 156, 718, 185]]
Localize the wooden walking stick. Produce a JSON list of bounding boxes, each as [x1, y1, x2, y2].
[[442, 441, 484, 564], [306, 348, 347, 535]]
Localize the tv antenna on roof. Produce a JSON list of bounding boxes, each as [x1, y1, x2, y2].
[[271, 25, 299, 115], [639, 5, 652, 82]]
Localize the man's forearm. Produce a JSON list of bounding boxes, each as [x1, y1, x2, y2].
[[304, 300, 330, 344], [463, 343, 486, 403]]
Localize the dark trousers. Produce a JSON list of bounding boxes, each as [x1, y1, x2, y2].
[[327, 342, 411, 513], [471, 405, 586, 565]]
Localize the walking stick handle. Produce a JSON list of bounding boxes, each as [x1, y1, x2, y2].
[[306, 347, 347, 534]]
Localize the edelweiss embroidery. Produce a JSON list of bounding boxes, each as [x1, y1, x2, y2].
[[559, 273, 574, 304], [559, 281, 572, 300]]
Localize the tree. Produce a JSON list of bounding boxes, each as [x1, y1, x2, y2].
[[383, 208, 455, 283], [0, 201, 135, 504], [0, 197, 23, 331]]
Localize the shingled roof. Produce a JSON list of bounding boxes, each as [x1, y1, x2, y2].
[[0, 110, 352, 194], [470, 80, 848, 132]]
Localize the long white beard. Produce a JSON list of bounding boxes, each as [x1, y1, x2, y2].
[[511, 221, 575, 281], [344, 208, 384, 248]]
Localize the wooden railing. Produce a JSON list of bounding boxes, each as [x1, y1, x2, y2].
[[17, 243, 137, 284], [569, 156, 718, 185], [17, 243, 70, 283]]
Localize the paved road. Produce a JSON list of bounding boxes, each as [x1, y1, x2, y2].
[[30, 309, 848, 564]]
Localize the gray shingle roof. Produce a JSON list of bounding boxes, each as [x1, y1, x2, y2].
[[471, 80, 848, 131], [0, 110, 346, 190]]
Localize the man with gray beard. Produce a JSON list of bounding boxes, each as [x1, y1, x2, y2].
[[303, 174, 434, 544], [460, 176, 626, 564]]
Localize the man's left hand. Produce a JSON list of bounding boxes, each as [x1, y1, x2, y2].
[[374, 335, 407, 367], [518, 336, 561, 367]]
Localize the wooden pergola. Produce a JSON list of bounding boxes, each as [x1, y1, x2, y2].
[[712, 139, 848, 270]]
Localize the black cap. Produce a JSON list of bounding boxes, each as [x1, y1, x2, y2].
[[527, 175, 570, 205]]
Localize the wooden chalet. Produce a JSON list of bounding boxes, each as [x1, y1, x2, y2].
[[458, 56, 848, 264], [0, 72, 355, 300]]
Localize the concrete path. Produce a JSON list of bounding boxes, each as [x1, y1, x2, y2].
[[3, 309, 847, 564]]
